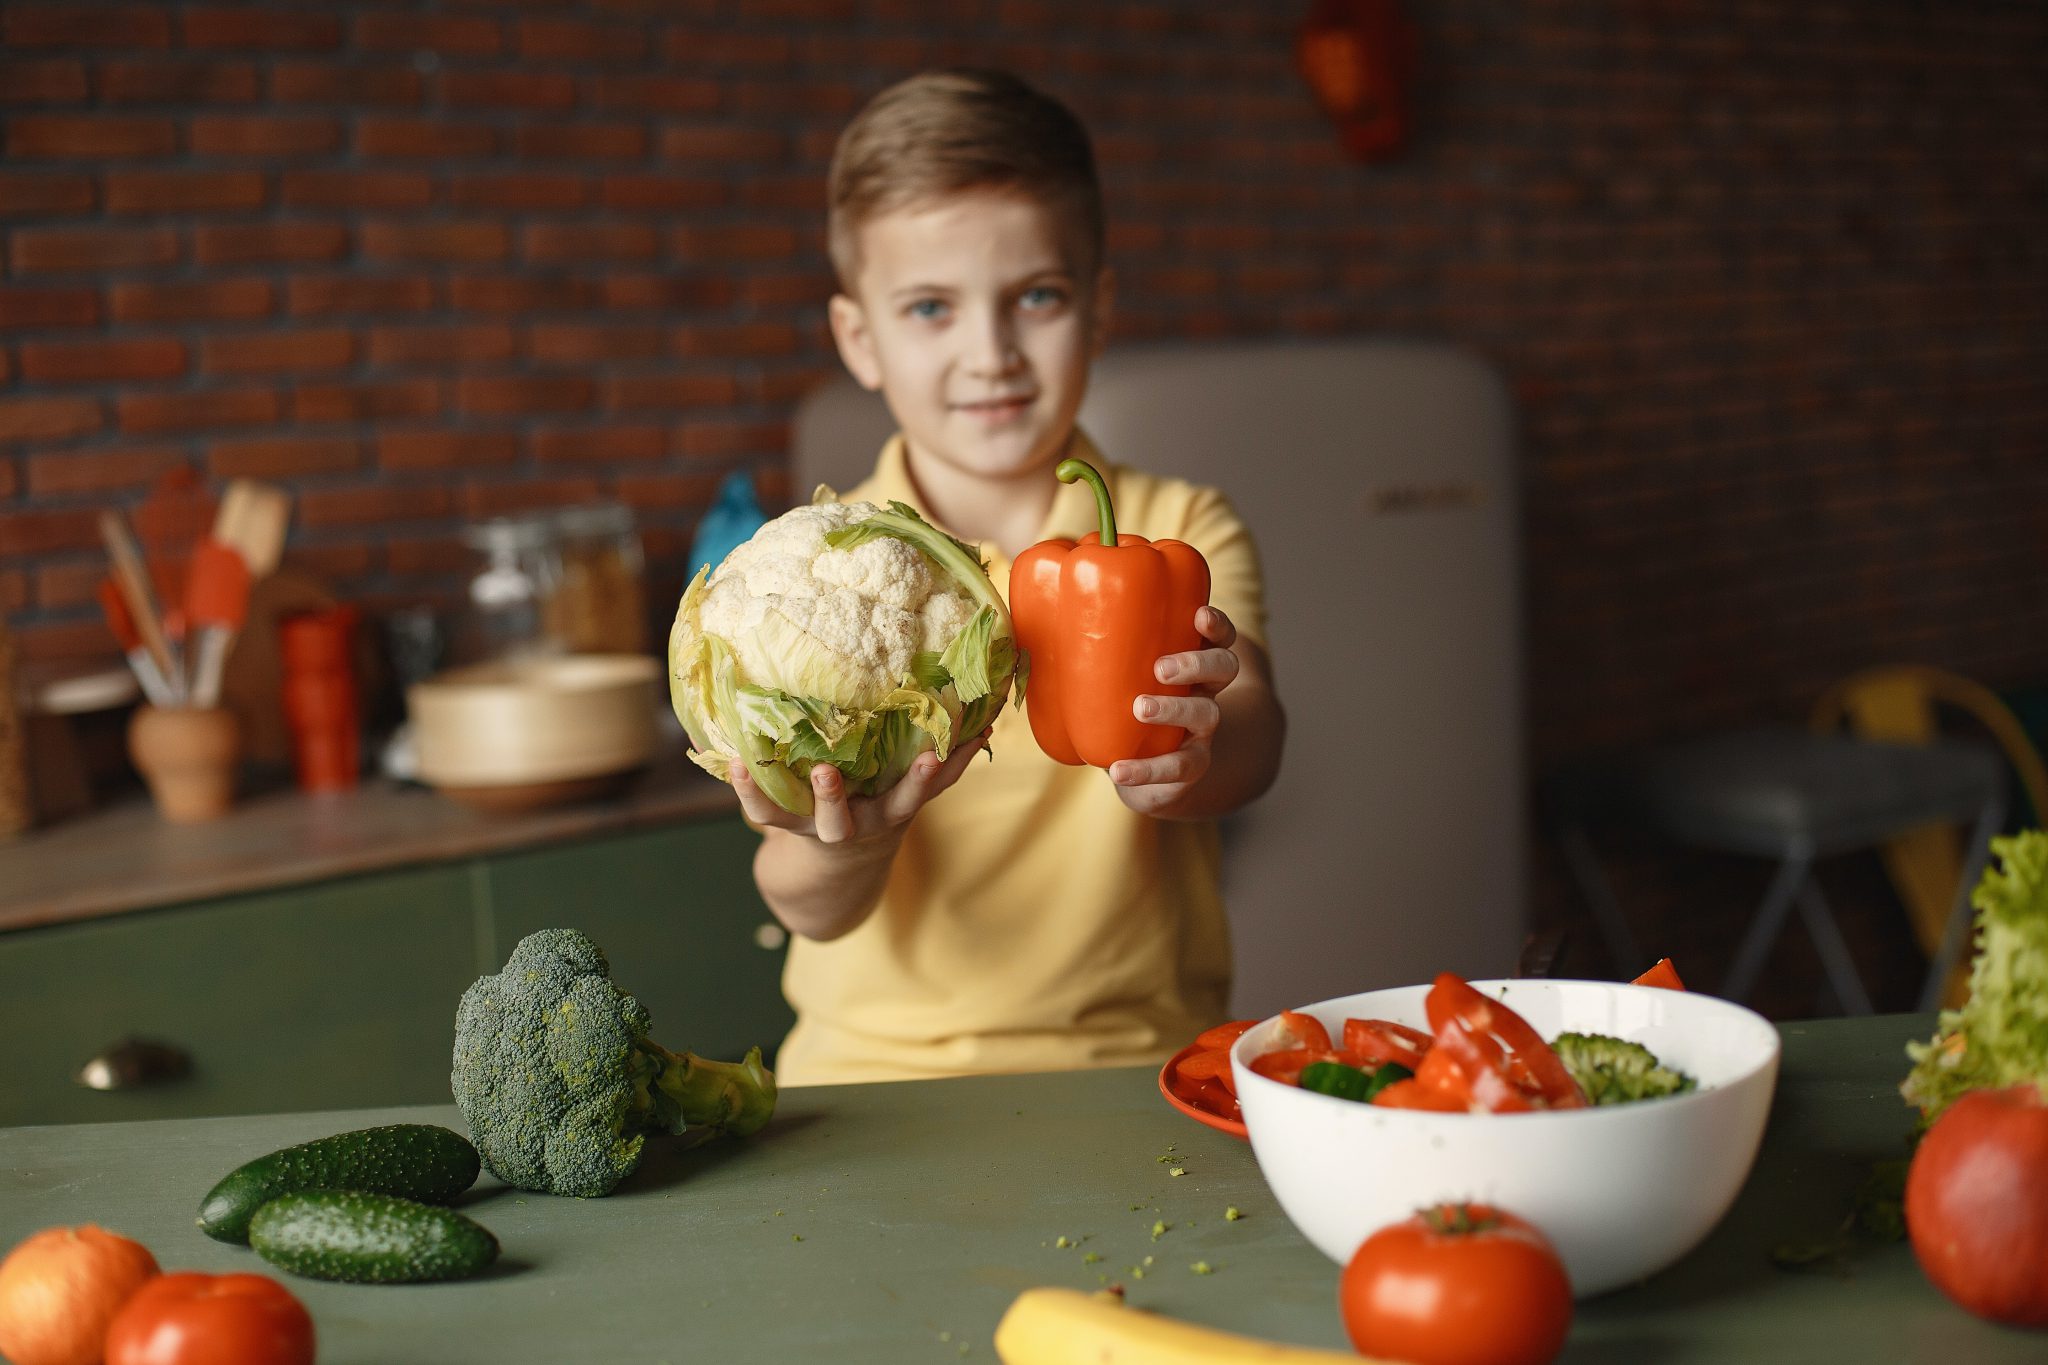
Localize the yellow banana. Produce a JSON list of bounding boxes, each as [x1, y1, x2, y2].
[[993, 1287, 1380, 1365]]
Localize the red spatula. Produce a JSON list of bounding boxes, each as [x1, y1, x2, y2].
[[184, 539, 252, 708], [97, 578, 176, 706]]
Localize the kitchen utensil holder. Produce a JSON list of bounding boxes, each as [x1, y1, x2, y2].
[[128, 704, 240, 823]]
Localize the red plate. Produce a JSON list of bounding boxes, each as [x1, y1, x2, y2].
[[1157, 1042, 1250, 1141]]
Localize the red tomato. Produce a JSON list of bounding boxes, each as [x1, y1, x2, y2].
[[1247, 1046, 1323, 1087], [1339, 1204, 1572, 1365], [1370, 1078, 1464, 1112], [1630, 957, 1686, 990], [1904, 1083, 2048, 1326], [104, 1273, 315, 1365], [1424, 974, 1586, 1110], [1175, 1047, 1234, 1084], [1342, 1018, 1432, 1070], [1275, 1010, 1333, 1053], [1193, 1019, 1257, 1051]]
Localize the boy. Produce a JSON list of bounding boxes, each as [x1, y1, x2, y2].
[[729, 69, 1286, 1085]]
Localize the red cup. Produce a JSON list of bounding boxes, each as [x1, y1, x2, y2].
[[279, 605, 362, 792], [279, 606, 359, 674], [283, 670, 358, 731], [293, 727, 359, 792]]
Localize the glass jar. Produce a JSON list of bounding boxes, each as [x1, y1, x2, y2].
[[458, 514, 564, 664], [545, 502, 648, 655]]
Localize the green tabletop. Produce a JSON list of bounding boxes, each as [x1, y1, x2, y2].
[[1, 1013, 2037, 1362]]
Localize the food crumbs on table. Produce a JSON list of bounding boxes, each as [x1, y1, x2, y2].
[[1130, 1203, 1143, 1211], [1225, 1206, 1243, 1221], [1084, 1252, 1102, 1264], [1191, 1261, 1214, 1275], [792, 1234, 803, 1242], [1151, 1220, 1170, 1240], [939, 1332, 952, 1343], [1143, 1255, 1155, 1266], [774, 1210, 784, 1216], [1130, 1265, 1147, 1279], [1055, 1235, 1075, 1249], [1169, 1166, 1187, 1177]]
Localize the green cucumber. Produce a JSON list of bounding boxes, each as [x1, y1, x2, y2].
[[249, 1190, 499, 1284], [199, 1123, 480, 1244]]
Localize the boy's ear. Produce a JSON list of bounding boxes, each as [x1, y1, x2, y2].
[[1089, 264, 1116, 359], [828, 293, 884, 393]]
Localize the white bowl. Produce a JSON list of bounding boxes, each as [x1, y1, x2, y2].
[[1231, 979, 1780, 1297]]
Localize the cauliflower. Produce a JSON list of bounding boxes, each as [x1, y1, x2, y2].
[[669, 490, 1017, 816]]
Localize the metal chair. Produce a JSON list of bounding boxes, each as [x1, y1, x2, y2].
[[1547, 727, 2006, 1014], [1811, 665, 2048, 1007]]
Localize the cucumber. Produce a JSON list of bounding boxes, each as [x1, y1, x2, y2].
[[199, 1123, 480, 1244], [249, 1190, 499, 1284]]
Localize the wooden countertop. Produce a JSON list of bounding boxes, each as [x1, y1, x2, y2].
[[0, 739, 741, 934], [1, 1015, 2026, 1364]]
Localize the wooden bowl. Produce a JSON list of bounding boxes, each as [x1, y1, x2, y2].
[[408, 654, 661, 805], [432, 770, 644, 815]]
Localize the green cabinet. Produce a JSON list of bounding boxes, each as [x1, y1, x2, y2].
[[483, 818, 793, 1067], [1, 864, 476, 1127], [0, 815, 788, 1128]]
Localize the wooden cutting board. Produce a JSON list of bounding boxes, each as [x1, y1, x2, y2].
[[220, 568, 336, 769]]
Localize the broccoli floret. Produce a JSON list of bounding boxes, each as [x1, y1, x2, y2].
[[1551, 1032, 1696, 1106], [451, 928, 777, 1198]]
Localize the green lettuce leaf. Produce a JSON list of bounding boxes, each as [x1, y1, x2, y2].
[[1901, 830, 2048, 1120]]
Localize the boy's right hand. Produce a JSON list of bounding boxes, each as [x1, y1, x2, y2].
[[729, 727, 992, 846]]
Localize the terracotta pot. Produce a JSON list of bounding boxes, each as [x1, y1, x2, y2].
[[128, 705, 240, 823]]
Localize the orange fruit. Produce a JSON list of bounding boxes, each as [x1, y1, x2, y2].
[[0, 1225, 160, 1365]]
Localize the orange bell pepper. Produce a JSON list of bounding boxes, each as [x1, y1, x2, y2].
[[1010, 458, 1210, 768]]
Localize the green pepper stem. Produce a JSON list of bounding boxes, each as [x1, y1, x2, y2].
[[1057, 458, 1116, 545]]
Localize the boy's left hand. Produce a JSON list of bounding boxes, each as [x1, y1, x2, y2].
[[1109, 605, 1241, 815]]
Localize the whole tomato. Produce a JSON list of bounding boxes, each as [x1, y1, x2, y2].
[[1905, 1082, 2048, 1326], [104, 1272, 315, 1365], [1339, 1204, 1572, 1365]]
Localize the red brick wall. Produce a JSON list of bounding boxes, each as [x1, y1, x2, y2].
[[3, 0, 2045, 774]]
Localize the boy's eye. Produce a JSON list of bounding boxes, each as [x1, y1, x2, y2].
[[1020, 286, 1067, 310], [906, 298, 949, 321]]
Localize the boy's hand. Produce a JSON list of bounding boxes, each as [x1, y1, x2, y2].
[[729, 727, 992, 847], [1109, 605, 1242, 816]]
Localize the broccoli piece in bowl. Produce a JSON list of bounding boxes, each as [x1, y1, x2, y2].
[[1551, 1032, 1696, 1106], [451, 928, 777, 1197]]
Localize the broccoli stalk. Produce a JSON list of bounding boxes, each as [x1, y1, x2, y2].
[[452, 928, 778, 1198], [1550, 1032, 1696, 1106], [630, 1036, 776, 1142]]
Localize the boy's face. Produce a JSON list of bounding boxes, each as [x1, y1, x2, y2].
[[829, 190, 1111, 491]]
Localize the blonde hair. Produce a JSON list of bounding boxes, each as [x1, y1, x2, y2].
[[827, 69, 1103, 289]]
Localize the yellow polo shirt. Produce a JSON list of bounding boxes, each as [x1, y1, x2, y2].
[[774, 430, 1269, 1085]]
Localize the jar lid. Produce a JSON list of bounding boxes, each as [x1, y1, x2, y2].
[[462, 513, 557, 554], [553, 501, 636, 541]]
